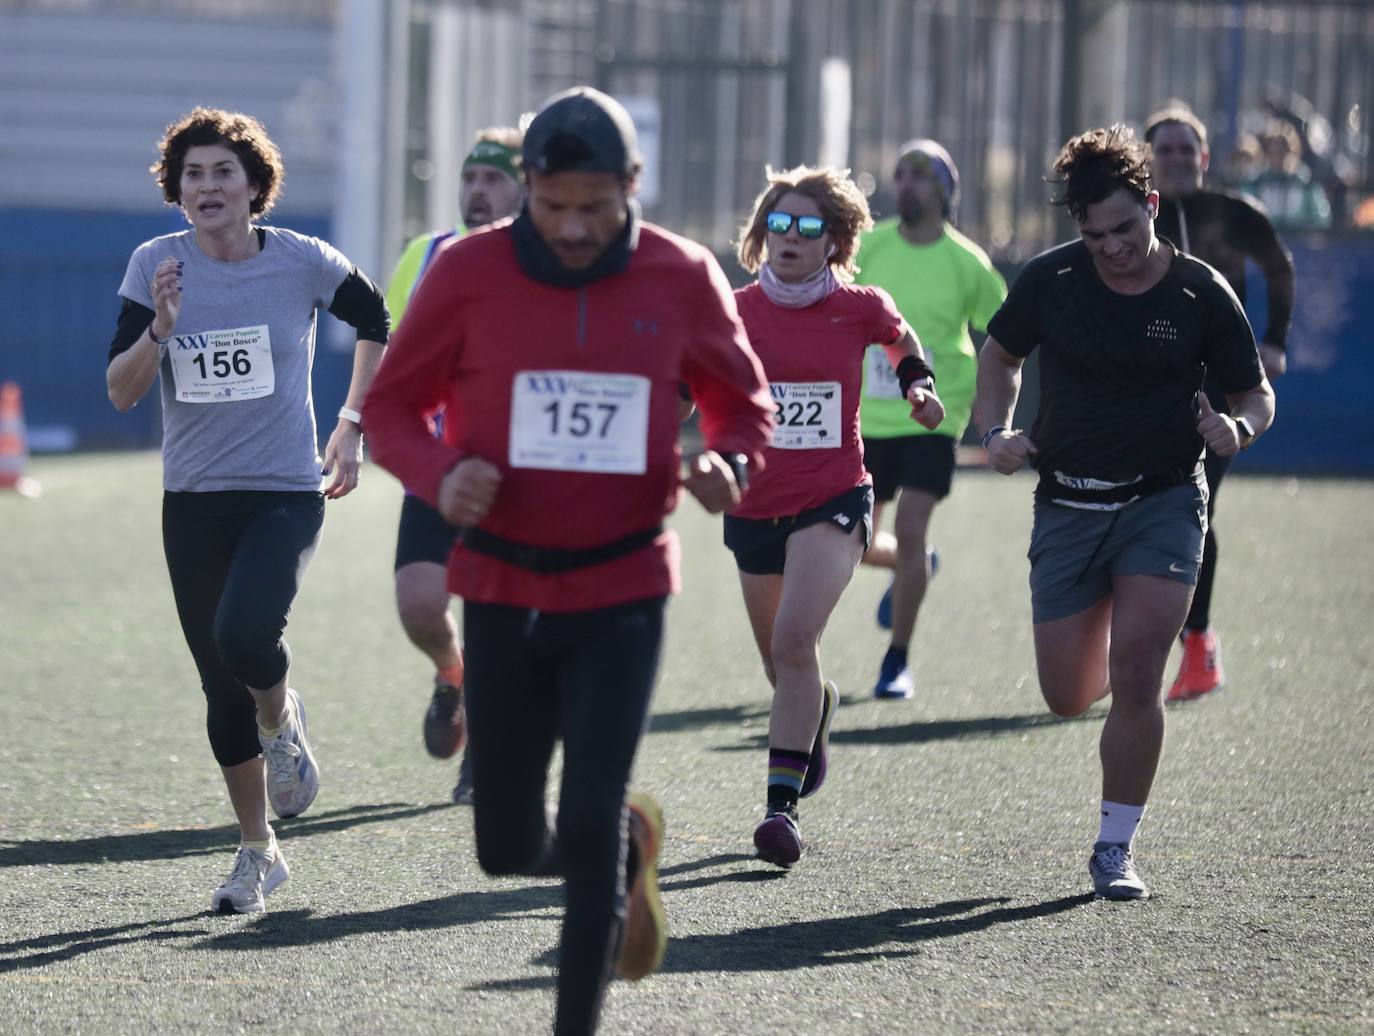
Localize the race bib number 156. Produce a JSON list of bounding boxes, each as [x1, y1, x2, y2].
[[510, 370, 650, 474], [167, 324, 275, 403]]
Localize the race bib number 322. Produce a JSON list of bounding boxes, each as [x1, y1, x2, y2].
[[510, 370, 651, 474], [167, 324, 275, 403], [770, 380, 842, 449]]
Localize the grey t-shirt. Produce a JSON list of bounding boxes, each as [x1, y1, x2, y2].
[[118, 227, 351, 492]]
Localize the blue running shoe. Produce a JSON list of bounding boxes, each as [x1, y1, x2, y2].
[[873, 651, 914, 700], [876, 579, 894, 630], [876, 546, 940, 631]]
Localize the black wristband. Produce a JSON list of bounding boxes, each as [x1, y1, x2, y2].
[[896, 355, 935, 398], [724, 452, 750, 492]]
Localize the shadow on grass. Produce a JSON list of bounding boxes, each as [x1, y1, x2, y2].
[[658, 851, 788, 891], [712, 710, 1101, 753], [647, 694, 880, 735], [474, 893, 1095, 991], [0, 851, 785, 973], [648, 703, 769, 734], [0, 913, 213, 971], [196, 852, 777, 954], [0, 802, 453, 869]]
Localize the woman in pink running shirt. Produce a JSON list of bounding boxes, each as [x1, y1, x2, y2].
[[726, 165, 945, 868]]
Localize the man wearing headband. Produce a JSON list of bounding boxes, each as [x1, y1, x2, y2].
[[383, 127, 524, 807], [364, 86, 772, 1034], [855, 139, 1007, 700]]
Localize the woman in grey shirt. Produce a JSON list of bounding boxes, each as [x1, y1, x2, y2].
[[106, 107, 390, 915]]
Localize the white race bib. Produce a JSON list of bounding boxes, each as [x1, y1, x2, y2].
[[510, 370, 650, 474], [770, 381, 841, 449], [863, 345, 903, 400], [167, 325, 275, 403]]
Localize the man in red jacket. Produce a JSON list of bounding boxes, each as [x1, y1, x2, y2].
[[364, 87, 773, 1036]]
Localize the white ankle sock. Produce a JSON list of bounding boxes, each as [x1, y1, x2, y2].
[[1097, 800, 1145, 847]]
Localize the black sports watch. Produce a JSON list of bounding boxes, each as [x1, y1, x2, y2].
[[725, 452, 750, 492], [1234, 415, 1256, 450]]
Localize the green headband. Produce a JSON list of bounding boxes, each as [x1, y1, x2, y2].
[[463, 140, 520, 181]]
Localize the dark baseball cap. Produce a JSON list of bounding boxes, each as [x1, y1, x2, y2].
[[522, 87, 642, 177]]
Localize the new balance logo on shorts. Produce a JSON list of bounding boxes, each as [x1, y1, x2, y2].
[[833, 513, 851, 526]]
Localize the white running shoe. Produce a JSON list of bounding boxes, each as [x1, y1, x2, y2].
[[1089, 842, 1150, 900], [259, 687, 319, 819], [211, 842, 289, 914]]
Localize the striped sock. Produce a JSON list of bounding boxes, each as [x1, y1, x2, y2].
[[767, 748, 811, 809]]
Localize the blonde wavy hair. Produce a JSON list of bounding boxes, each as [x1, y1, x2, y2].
[[737, 165, 873, 282]]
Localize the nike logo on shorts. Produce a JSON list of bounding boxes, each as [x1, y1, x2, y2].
[[1169, 563, 1188, 574]]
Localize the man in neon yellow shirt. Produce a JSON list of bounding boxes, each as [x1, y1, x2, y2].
[[385, 127, 523, 803], [856, 139, 1006, 699]]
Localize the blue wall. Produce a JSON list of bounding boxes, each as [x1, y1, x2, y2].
[[1, 207, 1371, 473], [0, 206, 351, 452], [1231, 236, 1374, 474]]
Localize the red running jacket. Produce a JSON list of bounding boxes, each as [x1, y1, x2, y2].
[[364, 220, 774, 612]]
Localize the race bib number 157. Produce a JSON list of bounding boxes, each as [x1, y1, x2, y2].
[[510, 370, 650, 474]]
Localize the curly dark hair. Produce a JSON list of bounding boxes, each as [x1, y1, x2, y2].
[[1049, 124, 1153, 222], [737, 165, 873, 281], [151, 107, 285, 218]]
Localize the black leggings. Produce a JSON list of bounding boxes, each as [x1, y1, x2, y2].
[[1186, 450, 1231, 632], [463, 596, 665, 1036], [162, 491, 325, 767]]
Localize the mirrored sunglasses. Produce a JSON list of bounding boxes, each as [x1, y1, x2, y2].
[[766, 211, 827, 239]]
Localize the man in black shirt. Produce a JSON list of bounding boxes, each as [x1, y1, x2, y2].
[[1146, 106, 1294, 702], [975, 126, 1275, 900]]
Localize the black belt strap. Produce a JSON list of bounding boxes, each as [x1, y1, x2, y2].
[[1036, 465, 1196, 508], [459, 524, 664, 574]]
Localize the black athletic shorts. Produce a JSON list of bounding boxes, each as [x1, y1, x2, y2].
[[394, 493, 462, 571], [723, 484, 874, 576], [862, 433, 958, 502]]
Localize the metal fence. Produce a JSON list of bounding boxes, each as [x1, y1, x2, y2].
[[415, 0, 1373, 260]]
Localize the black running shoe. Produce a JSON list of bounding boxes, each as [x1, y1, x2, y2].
[[753, 803, 802, 869], [423, 681, 466, 759], [452, 749, 475, 805]]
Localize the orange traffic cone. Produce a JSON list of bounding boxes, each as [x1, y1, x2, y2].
[[0, 381, 41, 497]]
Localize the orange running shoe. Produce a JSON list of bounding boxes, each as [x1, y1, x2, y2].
[[1166, 628, 1225, 702], [616, 792, 667, 981]]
